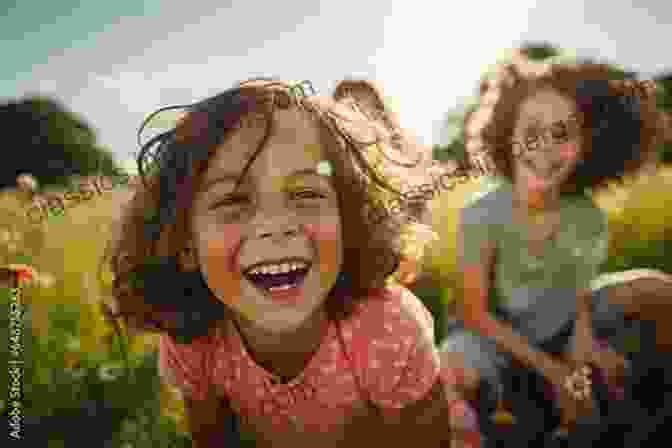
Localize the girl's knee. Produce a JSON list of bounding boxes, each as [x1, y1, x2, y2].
[[604, 271, 672, 313]]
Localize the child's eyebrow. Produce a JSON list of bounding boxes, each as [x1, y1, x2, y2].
[[200, 168, 328, 192], [199, 174, 240, 192], [285, 168, 326, 182]]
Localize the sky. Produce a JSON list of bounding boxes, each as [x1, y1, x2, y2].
[[1, 0, 670, 173]]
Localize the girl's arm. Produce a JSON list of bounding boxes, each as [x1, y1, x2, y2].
[[382, 379, 478, 448], [158, 334, 237, 447], [186, 395, 236, 448], [352, 380, 452, 448], [572, 288, 594, 364], [571, 204, 610, 365], [459, 241, 562, 380], [343, 287, 478, 447]]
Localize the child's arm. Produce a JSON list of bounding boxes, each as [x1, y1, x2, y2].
[[382, 379, 480, 448], [572, 288, 594, 365], [186, 395, 236, 448], [159, 333, 237, 447], [345, 286, 479, 447], [571, 205, 611, 366], [457, 209, 561, 380], [461, 264, 561, 377]]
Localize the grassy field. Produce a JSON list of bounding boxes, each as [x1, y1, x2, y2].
[[1, 165, 671, 445]]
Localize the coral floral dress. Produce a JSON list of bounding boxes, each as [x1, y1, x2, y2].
[[159, 285, 475, 441]]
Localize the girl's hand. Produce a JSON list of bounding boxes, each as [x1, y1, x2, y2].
[[571, 331, 628, 387], [546, 359, 595, 431]]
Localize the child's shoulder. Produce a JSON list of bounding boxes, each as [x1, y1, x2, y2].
[[344, 284, 435, 347], [340, 285, 440, 408], [157, 329, 226, 401]]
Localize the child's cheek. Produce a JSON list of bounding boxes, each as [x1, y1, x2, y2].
[[302, 223, 341, 290], [559, 141, 579, 162], [200, 225, 245, 307]]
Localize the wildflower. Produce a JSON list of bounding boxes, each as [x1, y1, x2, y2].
[[4, 264, 36, 282], [492, 409, 516, 425], [98, 362, 125, 382]]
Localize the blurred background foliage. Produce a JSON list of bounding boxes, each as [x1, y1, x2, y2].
[[1, 42, 671, 446]]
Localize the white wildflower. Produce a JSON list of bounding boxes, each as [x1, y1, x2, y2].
[[98, 362, 125, 382]]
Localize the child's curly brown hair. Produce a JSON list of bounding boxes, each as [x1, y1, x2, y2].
[[99, 78, 436, 343], [478, 62, 667, 192]]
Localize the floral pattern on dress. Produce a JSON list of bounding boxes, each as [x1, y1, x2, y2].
[[158, 285, 459, 433]]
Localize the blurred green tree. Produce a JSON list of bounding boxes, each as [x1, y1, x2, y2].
[[0, 96, 123, 191], [518, 41, 561, 61], [653, 73, 672, 163]]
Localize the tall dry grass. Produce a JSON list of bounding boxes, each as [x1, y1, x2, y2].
[[2, 165, 671, 438], [0, 182, 187, 434]]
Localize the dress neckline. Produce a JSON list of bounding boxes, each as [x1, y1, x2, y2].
[[227, 318, 336, 387]]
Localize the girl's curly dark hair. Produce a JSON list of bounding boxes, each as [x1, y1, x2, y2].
[[479, 63, 667, 192], [99, 78, 435, 343]]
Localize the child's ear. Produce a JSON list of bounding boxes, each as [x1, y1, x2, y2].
[[178, 245, 199, 271]]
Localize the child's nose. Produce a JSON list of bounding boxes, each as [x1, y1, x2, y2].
[[530, 153, 564, 177], [250, 205, 300, 241]]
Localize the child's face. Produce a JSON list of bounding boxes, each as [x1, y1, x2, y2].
[[189, 108, 343, 333], [512, 89, 583, 204]]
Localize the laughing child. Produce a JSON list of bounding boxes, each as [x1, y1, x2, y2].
[[101, 78, 480, 447], [440, 62, 672, 444]]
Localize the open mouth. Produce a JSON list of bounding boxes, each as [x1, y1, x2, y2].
[[242, 257, 312, 294]]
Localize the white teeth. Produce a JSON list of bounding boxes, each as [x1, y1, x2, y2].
[[246, 261, 309, 276], [269, 284, 294, 291]]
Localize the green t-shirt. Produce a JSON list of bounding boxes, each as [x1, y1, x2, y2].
[[457, 177, 609, 342]]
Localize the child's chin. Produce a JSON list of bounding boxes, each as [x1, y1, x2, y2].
[[255, 314, 312, 334]]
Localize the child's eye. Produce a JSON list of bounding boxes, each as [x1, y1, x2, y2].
[[292, 190, 326, 200], [549, 121, 569, 140]]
